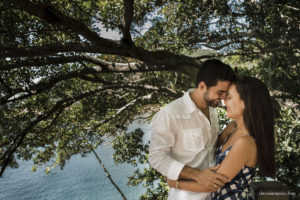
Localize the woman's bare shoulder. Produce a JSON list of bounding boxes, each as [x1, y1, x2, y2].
[[232, 135, 257, 152]]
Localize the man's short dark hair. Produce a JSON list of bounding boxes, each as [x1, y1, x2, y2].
[[195, 59, 236, 88]]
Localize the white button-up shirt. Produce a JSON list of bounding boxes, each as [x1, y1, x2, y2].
[[149, 89, 219, 200]]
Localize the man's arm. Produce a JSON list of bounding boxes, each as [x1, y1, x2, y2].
[[167, 179, 215, 192], [148, 110, 185, 180], [167, 165, 228, 192], [178, 165, 229, 190]]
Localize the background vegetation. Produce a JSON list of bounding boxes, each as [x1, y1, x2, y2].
[[0, 0, 299, 199]]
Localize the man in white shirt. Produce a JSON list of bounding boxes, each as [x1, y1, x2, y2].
[[149, 59, 236, 200]]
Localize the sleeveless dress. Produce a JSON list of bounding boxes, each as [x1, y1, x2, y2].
[[211, 135, 256, 200]]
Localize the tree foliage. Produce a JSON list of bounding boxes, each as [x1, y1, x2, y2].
[[0, 0, 299, 199]]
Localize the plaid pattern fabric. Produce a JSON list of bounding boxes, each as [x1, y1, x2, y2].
[[211, 139, 256, 200]]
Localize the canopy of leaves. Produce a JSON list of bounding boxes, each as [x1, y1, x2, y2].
[[0, 0, 299, 199]]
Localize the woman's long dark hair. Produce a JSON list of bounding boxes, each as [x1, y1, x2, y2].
[[235, 76, 276, 177]]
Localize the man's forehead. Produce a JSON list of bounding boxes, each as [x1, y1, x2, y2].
[[212, 80, 231, 91]]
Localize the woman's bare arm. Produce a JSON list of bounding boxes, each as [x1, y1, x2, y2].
[[216, 136, 257, 179], [167, 136, 256, 192]]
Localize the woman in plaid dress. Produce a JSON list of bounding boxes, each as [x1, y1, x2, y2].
[[168, 76, 276, 199]]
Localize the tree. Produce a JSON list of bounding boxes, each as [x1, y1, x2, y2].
[[0, 0, 299, 199]]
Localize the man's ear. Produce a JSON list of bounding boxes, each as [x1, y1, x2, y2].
[[197, 81, 207, 91]]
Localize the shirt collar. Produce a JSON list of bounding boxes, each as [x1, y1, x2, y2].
[[183, 89, 199, 114], [183, 89, 214, 115]]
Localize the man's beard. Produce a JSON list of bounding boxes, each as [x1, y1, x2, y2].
[[203, 91, 221, 107]]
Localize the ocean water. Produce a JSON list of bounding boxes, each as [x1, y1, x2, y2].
[[0, 120, 150, 200]]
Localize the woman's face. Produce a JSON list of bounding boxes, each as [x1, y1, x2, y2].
[[224, 84, 245, 120]]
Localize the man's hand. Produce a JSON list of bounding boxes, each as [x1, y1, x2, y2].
[[194, 166, 228, 191], [166, 178, 176, 188], [179, 165, 230, 191]]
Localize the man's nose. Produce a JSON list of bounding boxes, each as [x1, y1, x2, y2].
[[221, 93, 227, 100]]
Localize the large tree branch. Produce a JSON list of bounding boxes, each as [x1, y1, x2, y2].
[[2, 0, 202, 75], [1, 54, 151, 71], [2, 48, 200, 77], [121, 0, 134, 44], [1, 45, 202, 78], [1, 55, 91, 70], [0, 65, 182, 105], [1, 52, 186, 104], [0, 42, 100, 59], [0, 69, 93, 104], [3, 0, 123, 50], [80, 55, 180, 73], [196, 46, 297, 59], [2, 0, 132, 57]]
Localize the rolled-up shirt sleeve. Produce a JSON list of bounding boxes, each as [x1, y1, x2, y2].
[[148, 110, 185, 180]]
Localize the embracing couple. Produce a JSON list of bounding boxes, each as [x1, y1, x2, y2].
[[149, 59, 276, 200]]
